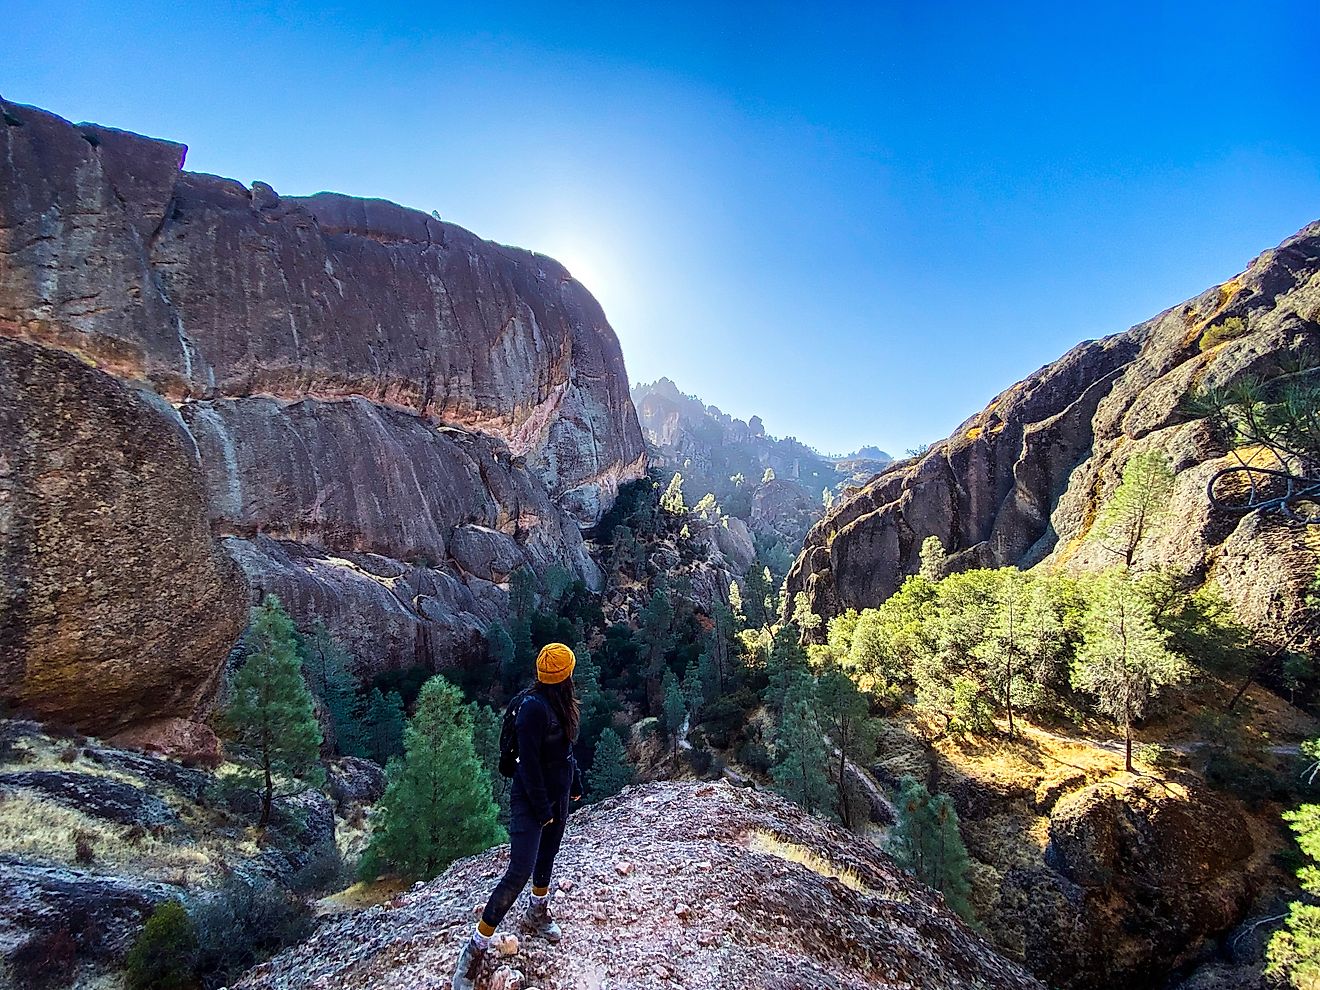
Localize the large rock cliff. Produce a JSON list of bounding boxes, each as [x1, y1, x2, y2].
[[788, 221, 1320, 637], [0, 100, 645, 731], [236, 780, 1044, 990]]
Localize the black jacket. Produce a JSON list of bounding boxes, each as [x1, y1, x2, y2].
[[514, 693, 583, 823]]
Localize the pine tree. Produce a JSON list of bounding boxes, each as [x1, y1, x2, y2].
[[587, 728, 633, 800], [971, 570, 1043, 738], [661, 472, 687, 514], [360, 677, 505, 881], [1091, 450, 1176, 566], [640, 583, 675, 705], [763, 624, 810, 715], [508, 568, 538, 677], [682, 656, 706, 723], [1267, 792, 1320, 988], [487, 620, 517, 696], [889, 777, 974, 922], [468, 701, 509, 815], [226, 595, 324, 827], [662, 669, 687, 759], [770, 677, 834, 818], [741, 566, 774, 631], [761, 467, 775, 484], [574, 646, 611, 748], [816, 667, 879, 828], [301, 619, 364, 757], [1072, 571, 1189, 771], [919, 535, 948, 582], [361, 688, 406, 766]]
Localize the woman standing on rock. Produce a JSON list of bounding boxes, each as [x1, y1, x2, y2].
[[453, 643, 584, 990]]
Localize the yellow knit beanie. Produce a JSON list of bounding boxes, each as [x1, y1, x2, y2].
[[536, 643, 576, 684]]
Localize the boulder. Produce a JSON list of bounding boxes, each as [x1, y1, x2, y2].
[[328, 757, 387, 810], [109, 717, 224, 768], [0, 338, 248, 734], [987, 777, 1257, 990]]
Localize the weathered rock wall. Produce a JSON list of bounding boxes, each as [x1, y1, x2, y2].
[[0, 100, 644, 729], [788, 222, 1320, 637]]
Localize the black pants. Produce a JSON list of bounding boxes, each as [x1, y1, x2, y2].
[[480, 788, 569, 929]]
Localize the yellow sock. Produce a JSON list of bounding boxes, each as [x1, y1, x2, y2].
[[531, 885, 550, 898], [477, 920, 496, 938]]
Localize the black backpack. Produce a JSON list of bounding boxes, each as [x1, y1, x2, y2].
[[498, 689, 560, 778]]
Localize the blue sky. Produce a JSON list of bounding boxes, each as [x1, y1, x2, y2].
[[9, 2, 1320, 455]]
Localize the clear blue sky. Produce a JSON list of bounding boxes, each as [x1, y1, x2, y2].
[[9, 2, 1320, 455]]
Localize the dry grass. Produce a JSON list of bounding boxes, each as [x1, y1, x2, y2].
[[316, 877, 408, 914], [0, 792, 231, 886], [744, 829, 873, 894]]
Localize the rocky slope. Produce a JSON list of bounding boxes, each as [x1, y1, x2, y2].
[[632, 378, 887, 552], [237, 780, 1044, 990], [0, 718, 372, 986], [0, 100, 645, 733], [788, 221, 1320, 639]]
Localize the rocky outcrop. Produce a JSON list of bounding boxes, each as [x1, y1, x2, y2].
[[236, 780, 1044, 990], [1006, 777, 1255, 990], [0, 338, 247, 734], [0, 100, 644, 728], [631, 378, 883, 556], [750, 477, 821, 547], [788, 221, 1320, 638]]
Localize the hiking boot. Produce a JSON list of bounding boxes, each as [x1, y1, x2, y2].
[[523, 897, 562, 942], [451, 937, 486, 990]]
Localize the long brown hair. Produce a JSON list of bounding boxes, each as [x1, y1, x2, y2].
[[532, 677, 580, 743]]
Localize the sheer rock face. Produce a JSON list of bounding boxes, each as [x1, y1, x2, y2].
[[236, 780, 1044, 990], [0, 100, 642, 729], [788, 221, 1320, 639]]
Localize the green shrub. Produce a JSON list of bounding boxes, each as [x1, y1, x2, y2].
[[125, 900, 198, 990], [1199, 315, 1248, 350], [192, 876, 313, 989], [1134, 743, 1185, 771]]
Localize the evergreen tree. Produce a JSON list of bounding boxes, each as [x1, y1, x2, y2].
[[487, 620, 517, 696], [693, 492, 719, 519], [662, 669, 687, 759], [360, 677, 504, 881], [770, 677, 834, 818], [301, 619, 364, 757], [574, 645, 611, 748], [822, 487, 835, 510], [1072, 571, 1189, 771], [682, 655, 706, 723], [971, 570, 1044, 738], [762, 467, 775, 484], [1091, 450, 1176, 566], [226, 595, 324, 827], [587, 728, 633, 800], [919, 535, 948, 582], [640, 583, 676, 704], [1267, 784, 1320, 988], [816, 666, 880, 828], [124, 900, 198, 990], [763, 624, 811, 716], [889, 776, 975, 922], [792, 591, 823, 634], [508, 568, 538, 677], [468, 701, 509, 815], [661, 472, 687, 514], [696, 649, 722, 708], [361, 688, 406, 766], [741, 566, 774, 631]]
